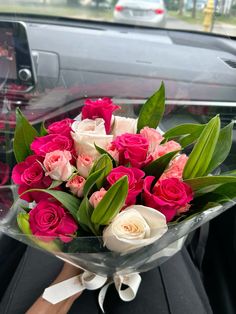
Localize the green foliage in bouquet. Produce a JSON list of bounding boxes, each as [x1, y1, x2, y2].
[[12, 81, 236, 247], [13, 108, 39, 163], [137, 82, 165, 132]]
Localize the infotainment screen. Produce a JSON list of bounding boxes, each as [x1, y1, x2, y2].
[[0, 28, 17, 80], [0, 21, 36, 92]]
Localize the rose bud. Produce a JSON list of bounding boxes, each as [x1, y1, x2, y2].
[[89, 188, 107, 208], [66, 175, 85, 197], [76, 154, 94, 178]]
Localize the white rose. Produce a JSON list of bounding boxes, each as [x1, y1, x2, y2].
[[71, 118, 113, 158], [112, 116, 137, 137], [103, 205, 167, 253]]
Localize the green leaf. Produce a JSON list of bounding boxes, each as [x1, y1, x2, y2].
[[83, 167, 106, 197], [89, 154, 113, 189], [77, 197, 97, 234], [194, 182, 236, 205], [40, 121, 48, 136], [48, 180, 63, 189], [206, 122, 234, 174], [164, 123, 205, 140], [185, 175, 236, 191], [211, 183, 236, 202], [13, 108, 39, 163], [137, 82, 165, 132], [222, 169, 236, 176], [91, 176, 128, 225], [143, 150, 179, 179], [178, 129, 205, 148], [20, 189, 80, 221], [20, 205, 31, 212], [183, 115, 220, 179], [95, 143, 117, 167]]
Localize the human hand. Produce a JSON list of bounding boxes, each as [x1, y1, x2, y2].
[[26, 263, 82, 314]]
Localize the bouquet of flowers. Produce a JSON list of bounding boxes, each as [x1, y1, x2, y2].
[[1, 82, 236, 307]]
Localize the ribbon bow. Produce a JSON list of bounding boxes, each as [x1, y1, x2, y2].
[[43, 270, 141, 312]]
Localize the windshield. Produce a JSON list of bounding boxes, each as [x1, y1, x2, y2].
[[0, 0, 235, 37]]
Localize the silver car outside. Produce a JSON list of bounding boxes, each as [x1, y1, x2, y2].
[[113, 0, 167, 28]]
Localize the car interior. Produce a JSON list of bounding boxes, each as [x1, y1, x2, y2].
[[0, 1, 236, 313]]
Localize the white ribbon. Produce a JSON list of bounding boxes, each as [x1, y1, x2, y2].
[[42, 270, 141, 312]]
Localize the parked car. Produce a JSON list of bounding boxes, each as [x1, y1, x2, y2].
[[185, 0, 207, 11], [113, 0, 167, 27]]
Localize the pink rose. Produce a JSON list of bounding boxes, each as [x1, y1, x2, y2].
[[160, 154, 188, 180], [44, 150, 73, 181], [107, 166, 145, 205], [47, 118, 74, 137], [82, 98, 120, 133], [140, 127, 164, 154], [31, 134, 74, 157], [12, 155, 52, 202], [112, 133, 152, 168], [76, 154, 94, 178], [89, 188, 107, 208], [0, 161, 10, 185], [66, 175, 85, 197], [152, 140, 181, 160], [29, 200, 78, 243], [143, 177, 193, 222], [12, 155, 46, 186], [106, 143, 119, 162]]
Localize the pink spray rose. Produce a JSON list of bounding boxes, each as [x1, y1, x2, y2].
[[66, 175, 85, 197], [76, 154, 94, 178], [31, 134, 74, 157], [160, 154, 188, 180], [140, 127, 164, 155], [143, 177, 193, 222], [151, 140, 181, 161], [106, 143, 119, 162], [89, 188, 107, 208], [107, 166, 145, 205], [112, 133, 152, 168], [12, 155, 52, 202], [44, 150, 73, 181], [82, 98, 120, 133], [47, 118, 74, 137], [29, 200, 78, 243]]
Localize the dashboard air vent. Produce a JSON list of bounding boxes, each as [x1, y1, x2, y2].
[[222, 59, 236, 69]]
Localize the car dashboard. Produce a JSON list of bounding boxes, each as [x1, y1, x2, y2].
[[0, 15, 236, 313]]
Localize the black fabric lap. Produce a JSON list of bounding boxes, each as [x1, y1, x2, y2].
[[0, 247, 212, 314]]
